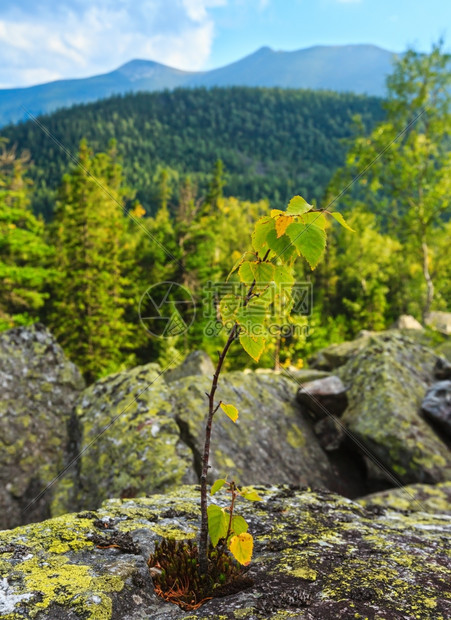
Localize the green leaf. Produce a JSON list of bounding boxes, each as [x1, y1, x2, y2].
[[228, 533, 253, 566], [329, 211, 355, 232], [251, 217, 275, 254], [210, 479, 227, 495], [286, 195, 312, 216], [239, 334, 266, 361], [300, 212, 327, 230], [241, 488, 263, 501], [207, 504, 228, 547], [219, 294, 240, 323], [226, 251, 253, 282], [237, 297, 269, 336], [286, 222, 327, 269], [253, 261, 275, 283], [230, 515, 248, 536], [273, 264, 295, 288], [238, 261, 256, 285], [220, 402, 239, 423], [266, 229, 297, 262]]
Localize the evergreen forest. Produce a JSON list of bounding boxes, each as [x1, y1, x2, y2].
[[1, 43, 450, 382]]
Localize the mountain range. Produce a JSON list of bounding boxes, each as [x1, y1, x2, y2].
[[0, 44, 394, 127]]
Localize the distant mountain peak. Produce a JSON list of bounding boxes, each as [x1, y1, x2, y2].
[[0, 43, 394, 127]]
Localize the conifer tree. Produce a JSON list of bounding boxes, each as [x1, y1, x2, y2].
[[0, 141, 52, 330], [49, 139, 132, 381]]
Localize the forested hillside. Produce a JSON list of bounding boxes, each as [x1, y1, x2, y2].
[[1, 87, 384, 219], [1, 45, 450, 383]]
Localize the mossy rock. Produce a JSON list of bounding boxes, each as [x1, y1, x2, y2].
[[358, 481, 451, 514], [0, 485, 450, 618], [0, 324, 85, 529], [172, 371, 337, 490], [70, 364, 196, 513], [339, 332, 451, 484], [308, 333, 373, 370]]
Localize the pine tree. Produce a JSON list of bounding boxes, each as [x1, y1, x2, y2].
[[49, 139, 133, 381], [0, 141, 53, 330]]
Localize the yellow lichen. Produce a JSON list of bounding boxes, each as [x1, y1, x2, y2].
[[286, 424, 306, 449], [15, 556, 123, 619]]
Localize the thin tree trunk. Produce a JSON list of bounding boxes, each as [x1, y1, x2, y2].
[[198, 250, 269, 574], [274, 331, 281, 371], [198, 324, 238, 574], [421, 240, 434, 324]]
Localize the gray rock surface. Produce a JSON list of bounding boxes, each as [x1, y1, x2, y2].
[[0, 324, 85, 530], [165, 350, 214, 383], [296, 375, 348, 420], [434, 356, 451, 380], [69, 363, 366, 512], [71, 363, 197, 513], [338, 332, 451, 484], [421, 380, 451, 438], [0, 485, 450, 619], [172, 371, 340, 492]]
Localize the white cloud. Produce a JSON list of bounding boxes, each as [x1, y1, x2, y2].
[[0, 0, 227, 88]]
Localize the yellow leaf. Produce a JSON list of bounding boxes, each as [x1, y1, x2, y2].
[[228, 532, 253, 566], [220, 402, 239, 423], [275, 215, 295, 238], [270, 209, 284, 218]]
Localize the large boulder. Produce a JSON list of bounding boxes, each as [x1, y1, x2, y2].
[[0, 485, 449, 619], [0, 324, 85, 530], [307, 334, 373, 370], [338, 332, 451, 484], [71, 363, 368, 513], [71, 364, 196, 513], [164, 350, 214, 383], [296, 375, 348, 420], [172, 371, 341, 492]]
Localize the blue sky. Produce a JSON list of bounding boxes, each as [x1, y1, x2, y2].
[[0, 0, 449, 88]]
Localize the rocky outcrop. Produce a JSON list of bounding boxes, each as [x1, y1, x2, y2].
[[0, 485, 450, 619], [307, 334, 372, 370], [69, 358, 367, 513], [338, 332, 451, 485], [0, 324, 85, 530], [296, 376, 348, 419], [358, 481, 451, 514], [70, 363, 197, 513], [172, 371, 339, 490], [434, 356, 451, 380]]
